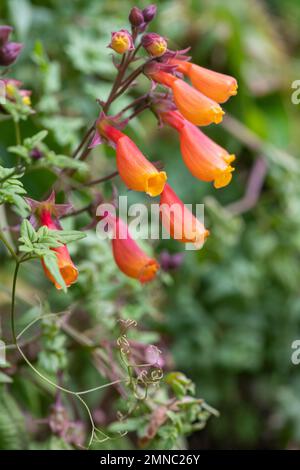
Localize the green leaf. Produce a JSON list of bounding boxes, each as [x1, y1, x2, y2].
[[20, 219, 37, 243], [18, 222, 82, 293], [0, 372, 12, 384], [24, 130, 48, 148], [0, 165, 29, 215], [0, 386, 28, 449], [53, 230, 86, 244], [46, 153, 87, 171], [43, 252, 67, 293]]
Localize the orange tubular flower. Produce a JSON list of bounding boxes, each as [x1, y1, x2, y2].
[[171, 59, 238, 104], [161, 111, 235, 188], [107, 213, 159, 283], [98, 122, 167, 197], [159, 184, 209, 248], [40, 209, 78, 290], [149, 70, 224, 126]]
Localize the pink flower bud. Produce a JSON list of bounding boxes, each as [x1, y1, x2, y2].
[[129, 7, 144, 27], [0, 42, 23, 66], [142, 4, 157, 23], [30, 148, 43, 160], [142, 33, 167, 57], [109, 30, 134, 54], [0, 26, 13, 46]]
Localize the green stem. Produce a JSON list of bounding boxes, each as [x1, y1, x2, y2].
[[10, 263, 125, 396], [14, 120, 21, 145], [10, 261, 20, 344], [0, 230, 18, 262], [0, 169, 16, 184]]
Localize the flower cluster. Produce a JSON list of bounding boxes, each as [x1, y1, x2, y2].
[[93, 4, 238, 285], [2, 78, 31, 106], [0, 4, 238, 290]]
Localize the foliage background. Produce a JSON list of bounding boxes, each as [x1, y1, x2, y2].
[[1, 0, 300, 450]]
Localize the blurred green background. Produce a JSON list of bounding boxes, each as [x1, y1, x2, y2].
[[1, 0, 300, 450]]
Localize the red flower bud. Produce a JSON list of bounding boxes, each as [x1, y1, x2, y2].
[[129, 7, 145, 27], [142, 33, 167, 57], [109, 30, 134, 54], [142, 4, 157, 23]]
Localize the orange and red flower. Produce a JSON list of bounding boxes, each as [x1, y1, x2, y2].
[[105, 212, 159, 283], [171, 59, 238, 104], [159, 183, 209, 248], [39, 209, 78, 290], [149, 70, 224, 126], [161, 110, 235, 188], [26, 192, 78, 290], [98, 121, 167, 196]]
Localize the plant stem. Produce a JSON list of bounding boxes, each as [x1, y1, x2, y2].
[[10, 261, 125, 395], [127, 103, 149, 121], [60, 204, 92, 219], [0, 230, 18, 261], [85, 170, 119, 186], [10, 260, 20, 344], [113, 63, 146, 101], [14, 120, 21, 145], [119, 93, 150, 115], [73, 124, 95, 160], [103, 54, 128, 113]]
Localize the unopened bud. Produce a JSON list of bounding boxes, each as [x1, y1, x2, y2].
[[0, 26, 13, 46], [109, 30, 134, 54], [30, 148, 43, 160], [129, 7, 144, 27], [0, 42, 23, 66], [160, 250, 184, 271], [142, 33, 167, 57], [142, 4, 157, 23]]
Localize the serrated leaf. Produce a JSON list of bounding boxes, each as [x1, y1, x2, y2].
[[24, 130, 48, 148], [42, 253, 67, 293], [47, 154, 87, 171], [20, 219, 37, 243], [0, 166, 29, 216], [54, 230, 86, 244]]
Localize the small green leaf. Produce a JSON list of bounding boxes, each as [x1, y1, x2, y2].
[[24, 130, 48, 148], [0, 372, 13, 384], [42, 253, 67, 293], [53, 230, 86, 244], [20, 219, 37, 243]]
